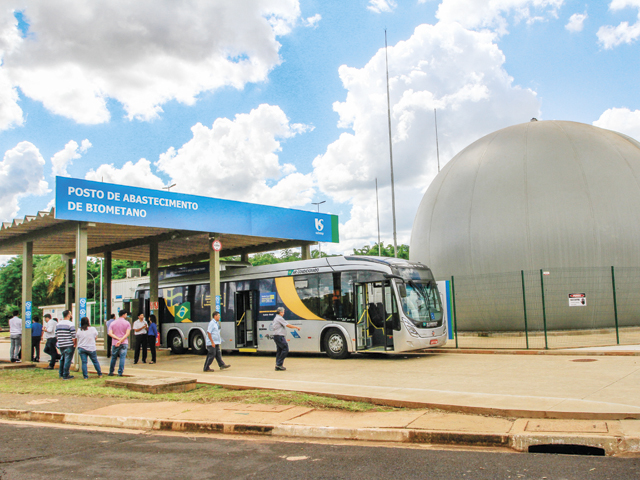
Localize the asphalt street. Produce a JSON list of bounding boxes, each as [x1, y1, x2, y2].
[[0, 422, 639, 480]]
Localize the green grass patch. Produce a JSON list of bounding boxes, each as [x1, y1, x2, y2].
[[0, 368, 399, 412], [0, 331, 9, 337]]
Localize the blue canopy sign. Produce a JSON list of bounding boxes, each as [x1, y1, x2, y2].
[[55, 177, 339, 243]]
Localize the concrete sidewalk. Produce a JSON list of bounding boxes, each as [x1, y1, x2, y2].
[[0, 392, 639, 456]]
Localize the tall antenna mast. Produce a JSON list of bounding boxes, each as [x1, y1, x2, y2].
[[375, 178, 382, 256], [434, 108, 441, 173], [385, 29, 398, 258]]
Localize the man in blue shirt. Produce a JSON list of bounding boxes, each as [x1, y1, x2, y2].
[[31, 316, 43, 362], [203, 311, 230, 372]]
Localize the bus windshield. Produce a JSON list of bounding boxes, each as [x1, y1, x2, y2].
[[393, 266, 442, 327]]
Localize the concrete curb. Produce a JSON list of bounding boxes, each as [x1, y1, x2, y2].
[[1, 408, 637, 455], [426, 348, 640, 356]]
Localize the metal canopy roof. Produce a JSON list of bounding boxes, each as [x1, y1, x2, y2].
[[0, 208, 315, 265]]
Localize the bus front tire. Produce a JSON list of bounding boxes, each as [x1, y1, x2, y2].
[[324, 329, 349, 359], [190, 332, 207, 355], [168, 331, 185, 355]]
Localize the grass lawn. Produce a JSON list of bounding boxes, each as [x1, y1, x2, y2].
[[0, 331, 9, 337], [0, 367, 400, 412]]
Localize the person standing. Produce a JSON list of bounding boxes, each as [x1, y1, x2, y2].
[[133, 313, 148, 364], [108, 310, 131, 376], [105, 313, 116, 358], [42, 314, 59, 369], [56, 310, 77, 380], [203, 311, 230, 372], [9, 310, 22, 363], [147, 314, 158, 364], [270, 307, 300, 371], [31, 316, 42, 362], [76, 317, 102, 379]]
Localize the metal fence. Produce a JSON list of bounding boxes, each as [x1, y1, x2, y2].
[[447, 267, 640, 349]]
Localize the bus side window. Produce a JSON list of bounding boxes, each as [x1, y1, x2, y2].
[[318, 273, 335, 320], [340, 272, 357, 322]]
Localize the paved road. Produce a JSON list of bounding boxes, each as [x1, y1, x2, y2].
[[1, 422, 639, 480]]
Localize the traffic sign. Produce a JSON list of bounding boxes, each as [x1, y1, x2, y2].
[[212, 239, 222, 251]]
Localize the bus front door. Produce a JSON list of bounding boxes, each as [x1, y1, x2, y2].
[[235, 291, 257, 349], [355, 282, 395, 352]]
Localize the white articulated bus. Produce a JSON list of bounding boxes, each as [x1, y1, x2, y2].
[[134, 256, 446, 358]]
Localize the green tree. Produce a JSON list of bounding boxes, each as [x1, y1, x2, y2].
[[352, 243, 409, 259]]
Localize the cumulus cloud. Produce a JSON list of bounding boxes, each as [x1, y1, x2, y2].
[[565, 12, 587, 32], [597, 0, 640, 48], [436, 0, 563, 35], [593, 107, 640, 141], [85, 158, 165, 190], [51, 139, 91, 177], [314, 21, 540, 251], [368, 0, 398, 14], [156, 104, 314, 207], [0, 141, 49, 221], [0, 0, 301, 124], [303, 14, 321, 28]]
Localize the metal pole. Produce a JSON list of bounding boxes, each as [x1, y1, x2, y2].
[[451, 276, 458, 348], [312, 201, 326, 257], [384, 30, 398, 258], [611, 266, 620, 345], [375, 178, 381, 256], [434, 108, 441, 173], [521, 270, 529, 349], [540, 269, 548, 350]]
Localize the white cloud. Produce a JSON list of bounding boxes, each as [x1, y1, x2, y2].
[[0, 0, 301, 124], [51, 139, 91, 177], [85, 158, 165, 190], [436, 0, 563, 35], [0, 142, 49, 221], [597, 0, 640, 48], [368, 0, 398, 14], [156, 104, 314, 207], [565, 12, 587, 32], [593, 107, 640, 141], [0, 8, 23, 131], [314, 21, 540, 250], [303, 14, 322, 28]]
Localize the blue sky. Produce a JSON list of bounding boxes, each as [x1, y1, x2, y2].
[[0, 0, 639, 254]]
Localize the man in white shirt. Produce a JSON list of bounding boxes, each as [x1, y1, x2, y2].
[[9, 310, 22, 363], [42, 314, 60, 369], [133, 313, 148, 364]]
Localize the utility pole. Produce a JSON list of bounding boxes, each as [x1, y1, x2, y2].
[[385, 30, 398, 258]]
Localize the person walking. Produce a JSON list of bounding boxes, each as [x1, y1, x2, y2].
[[133, 313, 148, 364], [105, 313, 116, 358], [147, 314, 158, 364], [31, 316, 42, 362], [203, 311, 230, 372], [56, 310, 77, 380], [76, 317, 102, 379], [108, 310, 131, 377], [42, 314, 59, 369], [9, 310, 22, 363], [270, 307, 300, 371]]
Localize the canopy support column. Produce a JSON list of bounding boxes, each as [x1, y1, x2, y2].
[[64, 254, 73, 311], [301, 244, 311, 260], [21, 241, 33, 361], [74, 223, 88, 369], [210, 235, 221, 317], [104, 251, 112, 320]]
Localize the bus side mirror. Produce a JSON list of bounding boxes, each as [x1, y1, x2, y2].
[[398, 284, 407, 297]]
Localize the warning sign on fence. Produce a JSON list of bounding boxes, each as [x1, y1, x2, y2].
[[568, 293, 587, 307]]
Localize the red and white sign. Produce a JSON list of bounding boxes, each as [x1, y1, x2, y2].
[[150, 301, 159, 310], [568, 293, 586, 307], [212, 239, 222, 251]]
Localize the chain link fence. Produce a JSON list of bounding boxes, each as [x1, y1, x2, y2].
[[446, 267, 640, 349]]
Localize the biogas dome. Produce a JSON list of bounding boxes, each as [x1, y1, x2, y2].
[[410, 120, 640, 335]]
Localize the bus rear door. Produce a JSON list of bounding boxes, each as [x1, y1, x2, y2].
[[235, 290, 258, 350]]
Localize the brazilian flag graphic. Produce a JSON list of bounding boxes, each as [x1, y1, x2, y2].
[[174, 302, 192, 323]]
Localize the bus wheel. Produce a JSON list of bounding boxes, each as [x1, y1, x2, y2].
[[324, 329, 349, 359], [168, 331, 185, 354], [190, 332, 207, 355]]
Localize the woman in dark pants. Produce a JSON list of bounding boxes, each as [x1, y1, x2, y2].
[[147, 315, 158, 364]]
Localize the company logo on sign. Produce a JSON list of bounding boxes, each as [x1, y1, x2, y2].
[[315, 218, 324, 231]]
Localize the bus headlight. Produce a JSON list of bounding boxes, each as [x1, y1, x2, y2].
[[402, 318, 420, 338]]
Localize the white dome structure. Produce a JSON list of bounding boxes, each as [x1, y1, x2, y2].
[[411, 120, 640, 278], [410, 120, 640, 333]]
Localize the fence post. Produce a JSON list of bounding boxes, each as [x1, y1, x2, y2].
[[611, 266, 620, 345], [540, 269, 548, 349], [451, 275, 458, 348], [521, 270, 529, 349]]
